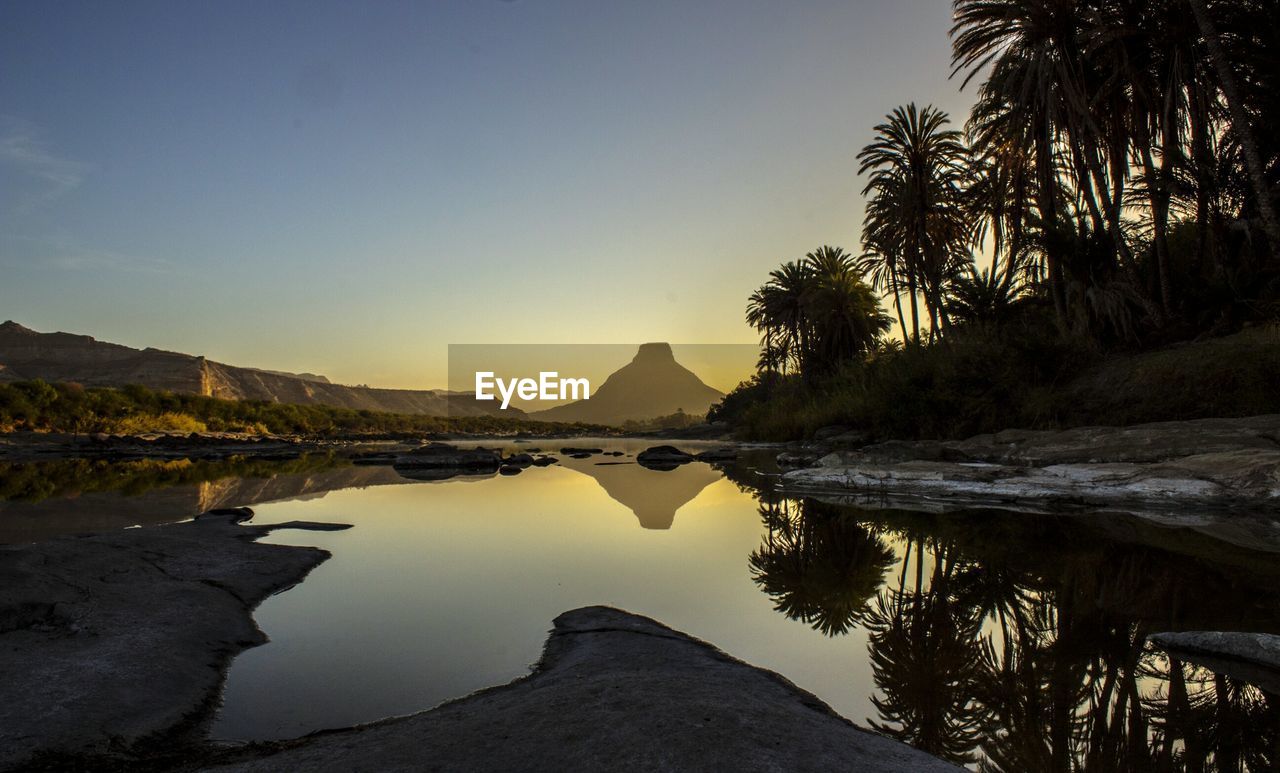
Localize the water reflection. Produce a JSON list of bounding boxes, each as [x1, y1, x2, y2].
[[747, 500, 1280, 770], [557, 456, 720, 529], [0, 454, 400, 543], [749, 499, 895, 635], [4, 446, 1279, 769]]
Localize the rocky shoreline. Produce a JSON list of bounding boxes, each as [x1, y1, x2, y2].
[[0, 511, 953, 772], [198, 607, 958, 772], [0, 424, 736, 463], [0, 510, 350, 770], [779, 415, 1280, 516]]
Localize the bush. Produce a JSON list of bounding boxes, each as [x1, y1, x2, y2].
[[109, 411, 209, 435], [715, 317, 1280, 442], [0, 381, 604, 437]]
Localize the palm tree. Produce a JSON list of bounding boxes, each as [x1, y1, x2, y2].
[[747, 248, 890, 378], [951, 0, 1080, 332], [858, 104, 974, 342], [802, 246, 892, 372], [856, 230, 915, 344], [1186, 0, 1280, 246], [746, 260, 812, 375]]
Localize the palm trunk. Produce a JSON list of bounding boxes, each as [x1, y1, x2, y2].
[[1141, 140, 1174, 318], [1187, 0, 1280, 247], [906, 267, 921, 346], [888, 266, 909, 345], [1036, 126, 1070, 334], [1190, 78, 1216, 264]]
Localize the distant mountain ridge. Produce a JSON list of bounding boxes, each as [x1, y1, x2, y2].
[[529, 343, 724, 426], [0, 321, 512, 417]]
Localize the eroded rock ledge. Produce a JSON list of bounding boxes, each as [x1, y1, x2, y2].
[[783, 415, 1280, 514], [200, 606, 958, 772], [0, 511, 350, 770], [1149, 631, 1280, 695]]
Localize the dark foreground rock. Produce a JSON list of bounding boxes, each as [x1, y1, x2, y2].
[[783, 415, 1280, 514], [200, 606, 958, 773], [0, 512, 350, 770]]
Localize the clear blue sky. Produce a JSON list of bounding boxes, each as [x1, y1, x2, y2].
[[1, 0, 971, 388]]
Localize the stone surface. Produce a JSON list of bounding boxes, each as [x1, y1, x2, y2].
[[783, 415, 1280, 513], [200, 607, 959, 773], [392, 443, 502, 470], [1149, 631, 1280, 670], [0, 511, 350, 770], [636, 445, 696, 467], [1149, 631, 1280, 694]]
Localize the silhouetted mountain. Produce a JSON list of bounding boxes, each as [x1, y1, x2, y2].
[[529, 343, 723, 426], [0, 321, 514, 417]]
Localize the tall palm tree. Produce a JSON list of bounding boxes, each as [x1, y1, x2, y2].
[[951, 0, 1081, 332], [858, 104, 974, 342]]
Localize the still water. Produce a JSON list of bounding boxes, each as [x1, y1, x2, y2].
[[4, 441, 1279, 770]]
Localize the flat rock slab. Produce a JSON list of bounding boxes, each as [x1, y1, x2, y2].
[[783, 415, 1280, 515], [0, 513, 349, 770], [1149, 631, 1280, 694], [201, 606, 959, 772]]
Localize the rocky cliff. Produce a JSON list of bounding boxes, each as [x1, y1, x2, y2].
[[0, 321, 507, 417]]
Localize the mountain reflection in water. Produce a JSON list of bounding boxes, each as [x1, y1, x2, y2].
[[3, 444, 1278, 770]]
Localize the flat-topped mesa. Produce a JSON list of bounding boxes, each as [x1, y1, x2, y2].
[[529, 342, 724, 426], [632, 341, 676, 363]]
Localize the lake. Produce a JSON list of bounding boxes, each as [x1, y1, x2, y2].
[[4, 440, 1278, 770]]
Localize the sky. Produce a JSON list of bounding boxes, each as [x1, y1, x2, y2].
[[1, 0, 974, 389]]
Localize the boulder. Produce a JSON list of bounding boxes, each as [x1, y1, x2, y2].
[[502, 453, 535, 468], [777, 451, 822, 468], [695, 448, 739, 463], [637, 445, 695, 468], [393, 444, 501, 471]]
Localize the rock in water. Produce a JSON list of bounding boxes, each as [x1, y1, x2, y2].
[[199, 607, 960, 772], [392, 443, 502, 470], [636, 445, 695, 468]]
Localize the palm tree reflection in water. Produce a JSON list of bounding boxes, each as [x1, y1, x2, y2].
[[747, 498, 1280, 771]]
